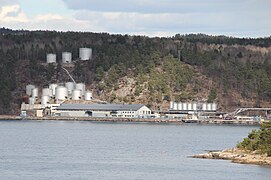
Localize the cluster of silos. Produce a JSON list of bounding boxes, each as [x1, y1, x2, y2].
[[46, 48, 92, 64], [26, 82, 93, 106], [170, 101, 217, 111]]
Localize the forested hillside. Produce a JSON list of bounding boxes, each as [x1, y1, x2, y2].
[[0, 28, 271, 114]]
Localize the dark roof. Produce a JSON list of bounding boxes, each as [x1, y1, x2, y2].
[[56, 103, 146, 111]]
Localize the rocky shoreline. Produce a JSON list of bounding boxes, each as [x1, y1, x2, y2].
[[192, 148, 271, 167]]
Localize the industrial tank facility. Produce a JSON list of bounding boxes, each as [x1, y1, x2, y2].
[[49, 83, 58, 96], [65, 82, 75, 95], [75, 83, 85, 95], [79, 48, 92, 60], [62, 52, 72, 63], [26, 84, 35, 96], [46, 53, 56, 63], [84, 91, 93, 100], [72, 89, 82, 100], [55, 86, 68, 100]]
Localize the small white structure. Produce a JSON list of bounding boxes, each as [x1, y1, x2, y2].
[[42, 88, 53, 97], [55, 86, 68, 100], [182, 103, 187, 110], [26, 84, 35, 96], [177, 103, 182, 110], [46, 53, 56, 63], [173, 102, 178, 110], [79, 48, 92, 60], [49, 83, 58, 96], [31, 88, 39, 98], [170, 101, 174, 109], [29, 97, 35, 105], [84, 91, 92, 100], [75, 83, 85, 95], [41, 95, 50, 106], [72, 89, 82, 100], [62, 52, 72, 63], [207, 103, 212, 111], [65, 82, 75, 95], [187, 103, 192, 111]]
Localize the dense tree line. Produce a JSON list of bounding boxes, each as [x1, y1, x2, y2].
[[0, 28, 271, 113]]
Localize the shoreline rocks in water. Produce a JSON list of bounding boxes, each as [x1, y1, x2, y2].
[[192, 148, 271, 167]]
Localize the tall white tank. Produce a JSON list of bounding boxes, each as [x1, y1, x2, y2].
[[31, 88, 39, 98], [182, 103, 187, 110], [212, 103, 217, 111], [55, 86, 68, 100], [29, 97, 35, 105], [46, 53, 56, 63], [207, 103, 212, 111], [170, 101, 174, 109], [26, 84, 35, 96], [49, 83, 58, 96], [65, 82, 75, 95], [202, 103, 207, 111], [193, 103, 197, 111], [72, 89, 82, 100], [75, 83, 85, 95], [84, 91, 93, 100], [173, 102, 178, 110], [187, 103, 192, 110], [62, 52, 72, 63], [41, 95, 50, 105], [178, 103, 182, 110], [79, 48, 92, 60], [42, 88, 53, 97]]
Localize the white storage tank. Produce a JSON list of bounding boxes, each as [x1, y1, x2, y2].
[[202, 103, 207, 111], [55, 86, 68, 100], [62, 52, 72, 63], [207, 103, 212, 111], [187, 103, 192, 110], [173, 102, 178, 110], [170, 101, 174, 109], [79, 48, 92, 60], [75, 83, 85, 95], [29, 97, 35, 105], [178, 103, 182, 110], [192, 103, 197, 111], [26, 84, 35, 96], [46, 53, 56, 63], [182, 103, 187, 110], [31, 88, 39, 98], [41, 96, 50, 105], [49, 83, 58, 96], [84, 91, 93, 100], [212, 103, 217, 111], [72, 89, 82, 100], [42, 88, 53, 97], [65, 82, 75, 95]]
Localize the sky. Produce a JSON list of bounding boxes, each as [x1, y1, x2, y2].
[[0, 0, 270, 37]]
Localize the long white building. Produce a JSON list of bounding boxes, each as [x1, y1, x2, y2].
[[55, 103, 152, 118]]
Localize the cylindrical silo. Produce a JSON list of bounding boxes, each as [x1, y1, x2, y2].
[[79, 48, 92, 60], [41, 95, 50, 105], [65, 82, 75, 95], [170, 101, 174, 109], [178, 102, 182, 110], [75, 83, 85, 95], [182, 103, 187, 110], [84, 91, 92, 100], [212, 103, 217, 111], [187, 103, 192, 110], [31, 88, 39, 98], [62, 52, 72, 63], [173, 102, 178, 110], [202, 103, 207, 111], [55, 86, 68, 100], [72, 89, 82, 100], [193, 103, 197, 111], [26, 84, 35, 96], [42, 88, 53, 97], [49, 83, 58, 96], [29, 97, 35, 105], [207, 103, 212, 111], [46, 53, 56, 63]]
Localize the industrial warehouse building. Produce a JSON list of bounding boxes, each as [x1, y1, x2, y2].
[[55, 103, 152, 118]]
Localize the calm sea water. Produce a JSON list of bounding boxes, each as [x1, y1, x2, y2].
[[0, 120, 270, 180]]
